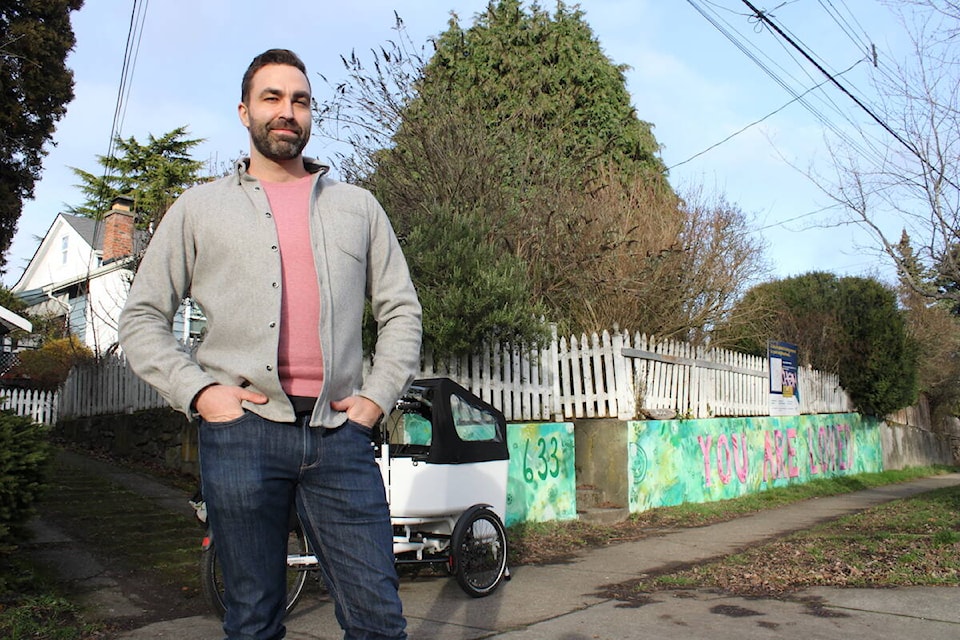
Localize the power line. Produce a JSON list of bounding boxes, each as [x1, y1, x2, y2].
[[103, 0, 149, 199], [760, 14, 884, 154], [678, 1, 952, 274], [668, 61, 860, 171], [88, 0, 147, 265], [739, 0, 960, 193], [743, 3, 887, 164], [117, 0, 149, 144], [741, 0, 889, 135], [81, 0, 149, 353], [683, 0, 886, 168], [818, 0, 875, 64]]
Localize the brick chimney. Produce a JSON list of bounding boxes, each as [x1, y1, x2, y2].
[[102, 196, 135, 264]]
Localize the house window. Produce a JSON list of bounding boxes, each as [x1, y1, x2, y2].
[[61, 235, 69, 264], [188, 303, 207, 341]]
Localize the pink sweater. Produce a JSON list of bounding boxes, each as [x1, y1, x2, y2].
[[262, 176, 323, 397]]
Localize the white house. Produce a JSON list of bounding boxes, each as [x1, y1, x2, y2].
[[11, 197, 202, 353]]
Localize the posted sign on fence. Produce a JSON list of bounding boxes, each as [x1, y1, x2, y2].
[[768, 340, 800, 416]]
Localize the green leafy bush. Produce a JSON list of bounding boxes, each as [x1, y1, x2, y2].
[[834, 277, 919, 416], [716, 272, 919, 417], [0, 411, 51, 553]]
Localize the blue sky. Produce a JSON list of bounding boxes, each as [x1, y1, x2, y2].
[[7, 0, 908, 287]]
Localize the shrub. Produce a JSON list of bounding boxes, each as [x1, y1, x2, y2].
[[835, 276, 919, 417], [11, 336, 94, 391], [716, 272, 919, 417], [0, 411, 51, 554]]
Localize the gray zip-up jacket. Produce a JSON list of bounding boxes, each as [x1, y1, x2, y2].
[[118, 157, 422, 427]]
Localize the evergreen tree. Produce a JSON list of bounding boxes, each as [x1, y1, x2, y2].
[[376, 0, 672, 247], [419, 0, 665, 183], [318, 4, 763, 351], [895, 231, 960, 427], [0, 0, 84, 271], [69, 126, 204, 227], [835, 276, 918, 417], [934, 242, 960, 315], [401, 205, 547, 357]]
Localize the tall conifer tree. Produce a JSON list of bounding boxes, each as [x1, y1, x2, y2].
[[68, 126, 204, 227], [0, 0, 84, 270]]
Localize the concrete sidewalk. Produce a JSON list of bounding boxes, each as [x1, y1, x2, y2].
[[37, 453, 960, 639]]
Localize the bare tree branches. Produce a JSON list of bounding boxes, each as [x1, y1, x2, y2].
[[820, 1, 960, 301]]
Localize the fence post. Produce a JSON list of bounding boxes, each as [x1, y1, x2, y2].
[[549, 324, 562, 420], [611, 329, 634, 420]]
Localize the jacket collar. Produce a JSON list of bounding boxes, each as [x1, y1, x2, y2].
[[233, 156, 331, 184]]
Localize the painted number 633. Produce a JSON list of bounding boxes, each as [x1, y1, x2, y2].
[[523, 435, 561, 482]]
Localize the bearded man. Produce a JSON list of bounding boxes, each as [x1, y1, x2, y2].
[[119, 48, 421, 640]]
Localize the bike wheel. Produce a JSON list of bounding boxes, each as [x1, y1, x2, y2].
[[450, 505, 508, 597], [200, 525, 311, 620]]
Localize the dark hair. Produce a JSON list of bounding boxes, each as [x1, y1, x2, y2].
[[241, 49, 309, 103]]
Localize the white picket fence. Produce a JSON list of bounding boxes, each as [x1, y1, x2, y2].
[[616, 333, 851, 418], [59, 356, 166, 420], [0, 387, 60, 425], [57, 328, 852, 422]]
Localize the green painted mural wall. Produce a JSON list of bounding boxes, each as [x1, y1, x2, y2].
[[628, 413, 883, 513], [499, 414, 882, 527], [505, 423, 577, 527]]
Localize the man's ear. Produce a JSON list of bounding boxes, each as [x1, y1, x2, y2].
[[238, 101, 250, 128]]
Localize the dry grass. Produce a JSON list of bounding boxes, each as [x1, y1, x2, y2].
[[600, 484, 960, 601]]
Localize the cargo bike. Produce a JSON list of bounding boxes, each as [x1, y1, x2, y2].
[[197, 377, 511, 618]]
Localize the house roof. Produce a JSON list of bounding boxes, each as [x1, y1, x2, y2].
[[61, 213, 104, 250], [0, 305, 32, 334], [11, 212, 100, 293], [12, 200, 147, 296], [15, 257, 134, 307]]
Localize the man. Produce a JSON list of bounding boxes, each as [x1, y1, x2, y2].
[[119, 49, 421, 640]]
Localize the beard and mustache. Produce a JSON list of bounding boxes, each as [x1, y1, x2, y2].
[[249, 117, 309, 162]]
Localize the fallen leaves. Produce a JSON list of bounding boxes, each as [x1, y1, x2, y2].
[[602, 485, 960, 599]]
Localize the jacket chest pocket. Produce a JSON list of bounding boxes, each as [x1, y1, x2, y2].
[[320, 211, 368, 268]]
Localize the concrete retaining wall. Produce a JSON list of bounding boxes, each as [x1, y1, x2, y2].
[[573, 419, 629, 509], [880, 421, 958, 469], [572, 415, 960, 516], [628, 414, 882, 513], [56, 408, 198, 476], [54, 408, 959, 523], [506, 423, 577, 526]]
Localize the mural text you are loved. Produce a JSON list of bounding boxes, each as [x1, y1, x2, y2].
[[697, 423, 855, 488]]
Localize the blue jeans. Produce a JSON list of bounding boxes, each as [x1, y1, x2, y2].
[[199, 412, 406, 640]]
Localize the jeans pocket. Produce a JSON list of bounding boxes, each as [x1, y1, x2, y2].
[[344, 419, 379, 444], [200, 411, 253, 430]]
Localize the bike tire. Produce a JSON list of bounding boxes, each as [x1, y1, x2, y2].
[[200, 525, 311, 620], [450, 505, 508, 598]]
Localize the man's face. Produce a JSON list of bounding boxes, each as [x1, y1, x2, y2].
[[238, 63, 312, 162]]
